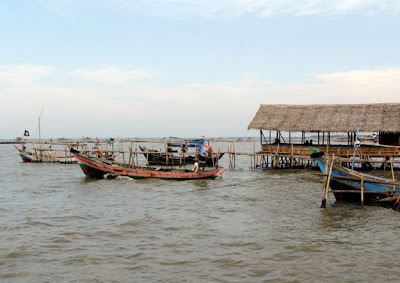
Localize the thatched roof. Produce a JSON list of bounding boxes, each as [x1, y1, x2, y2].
[[248, 103, 400, 133]]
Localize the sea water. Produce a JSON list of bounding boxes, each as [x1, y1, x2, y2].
[[1, 142, 399, 282]]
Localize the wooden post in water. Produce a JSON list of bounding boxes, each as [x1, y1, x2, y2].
[[179, 145, 183, 167], [233, 141, 236, 167], [128, 146, 133, 168], [228, 146, 232, 167], [216, 147, 220, 167], [274, 143, 280, 168], [290, 139, 294, 168], [391, 158, 395, 180], [321, 154, 335, 208], [253, 142, 256, 170], [360, 177, 364, 208], [165, 143, 169, 165]]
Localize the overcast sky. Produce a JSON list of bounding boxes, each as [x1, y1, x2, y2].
[[1, 0, 400, 138]]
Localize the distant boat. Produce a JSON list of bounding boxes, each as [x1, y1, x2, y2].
[[71, 149, 227, 180], [139, 145, 224, 166], [14, 145, 77, 164], [311, 148, 400, 203], [167, 137, 205, 148]]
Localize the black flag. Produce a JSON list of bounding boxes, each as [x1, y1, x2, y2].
[[24, 130, 30, 137]]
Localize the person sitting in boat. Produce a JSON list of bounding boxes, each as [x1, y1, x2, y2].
[[353, 139, 361, 150], [192, 159, 199, 173]]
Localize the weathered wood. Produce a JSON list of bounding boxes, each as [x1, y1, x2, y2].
[[321, 154, 335, 208], [328, 190, 387, 193], [361, 177, 364, 208], [314, 173, 400, 187]]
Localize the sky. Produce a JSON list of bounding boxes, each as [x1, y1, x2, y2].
[[1, 0, 400, 139]]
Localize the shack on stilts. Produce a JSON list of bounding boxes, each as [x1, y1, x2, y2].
[[247, 103, 400, 169]]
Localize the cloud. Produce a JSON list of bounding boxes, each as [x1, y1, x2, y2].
[[2, 66, 400, 138], [37, 0, 400, 19], [261, 68, 400, 104], [69, 66, 152, 84], [106, 0, 400, 18], [0, 65, 53, 84]]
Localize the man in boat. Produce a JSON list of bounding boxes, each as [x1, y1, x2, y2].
[[192, 159, 199, 173]]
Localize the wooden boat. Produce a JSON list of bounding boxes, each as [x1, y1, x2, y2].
[[14, 145, 77, 164], [139, 146, 224, 166], [167, 137, 205, 148], [71, 149, 227, 180], [310, 148, 400, 204]]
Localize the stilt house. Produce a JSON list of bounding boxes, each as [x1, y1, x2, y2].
[[247, 103, 400, 168]]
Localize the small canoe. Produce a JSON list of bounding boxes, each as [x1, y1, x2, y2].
[[71, 149, 227, 180]]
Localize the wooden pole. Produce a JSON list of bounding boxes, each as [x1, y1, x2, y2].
[[233, 141, 236, 167], [361, 177, 364, 208], [290, 139, 294, 168], [216, 147, 220, 167], [128, 146, 133, 168], [180, 145, 183, 167], [390, 158, 396, 194], [321, 154, 335, 208], [228, 146, 231, 167], [391, 158, 395, 181], [165, 143, 169, 165], [253, 142, 256, 170]]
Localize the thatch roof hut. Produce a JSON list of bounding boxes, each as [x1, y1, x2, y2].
[[248, 103, 400, 133]]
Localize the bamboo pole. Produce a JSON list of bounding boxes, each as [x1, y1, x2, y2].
[[233, 141, 236, 167], [390, 158, 396, 194], [128, 146, 133, 168], [165, 143, 169, 165], [228, 146, 231, 167], [361, 177, 364, 208], [321, 154, 335, 208], [391, 158, 395, 181], [179, 145, 183, 167], [253, 142, 256, 169], [290, 139, 294, 168], [216, 147, 220, 167]]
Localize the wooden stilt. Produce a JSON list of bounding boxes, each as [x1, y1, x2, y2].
[[361, 177, 364, 208], [321, 154, 335, 208], [290, 139, 294, 168]]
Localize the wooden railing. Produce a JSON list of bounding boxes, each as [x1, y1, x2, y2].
[[261, 143, 400, 158]]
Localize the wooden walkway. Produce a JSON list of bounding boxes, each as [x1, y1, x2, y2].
[[12, 139, 400, 170]]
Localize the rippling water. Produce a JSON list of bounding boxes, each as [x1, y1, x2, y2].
[[1, 143, 400, 282]]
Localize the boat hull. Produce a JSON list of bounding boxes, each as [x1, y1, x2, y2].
[[71, 150, 227, 180], [312, 148, 400, 202]]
